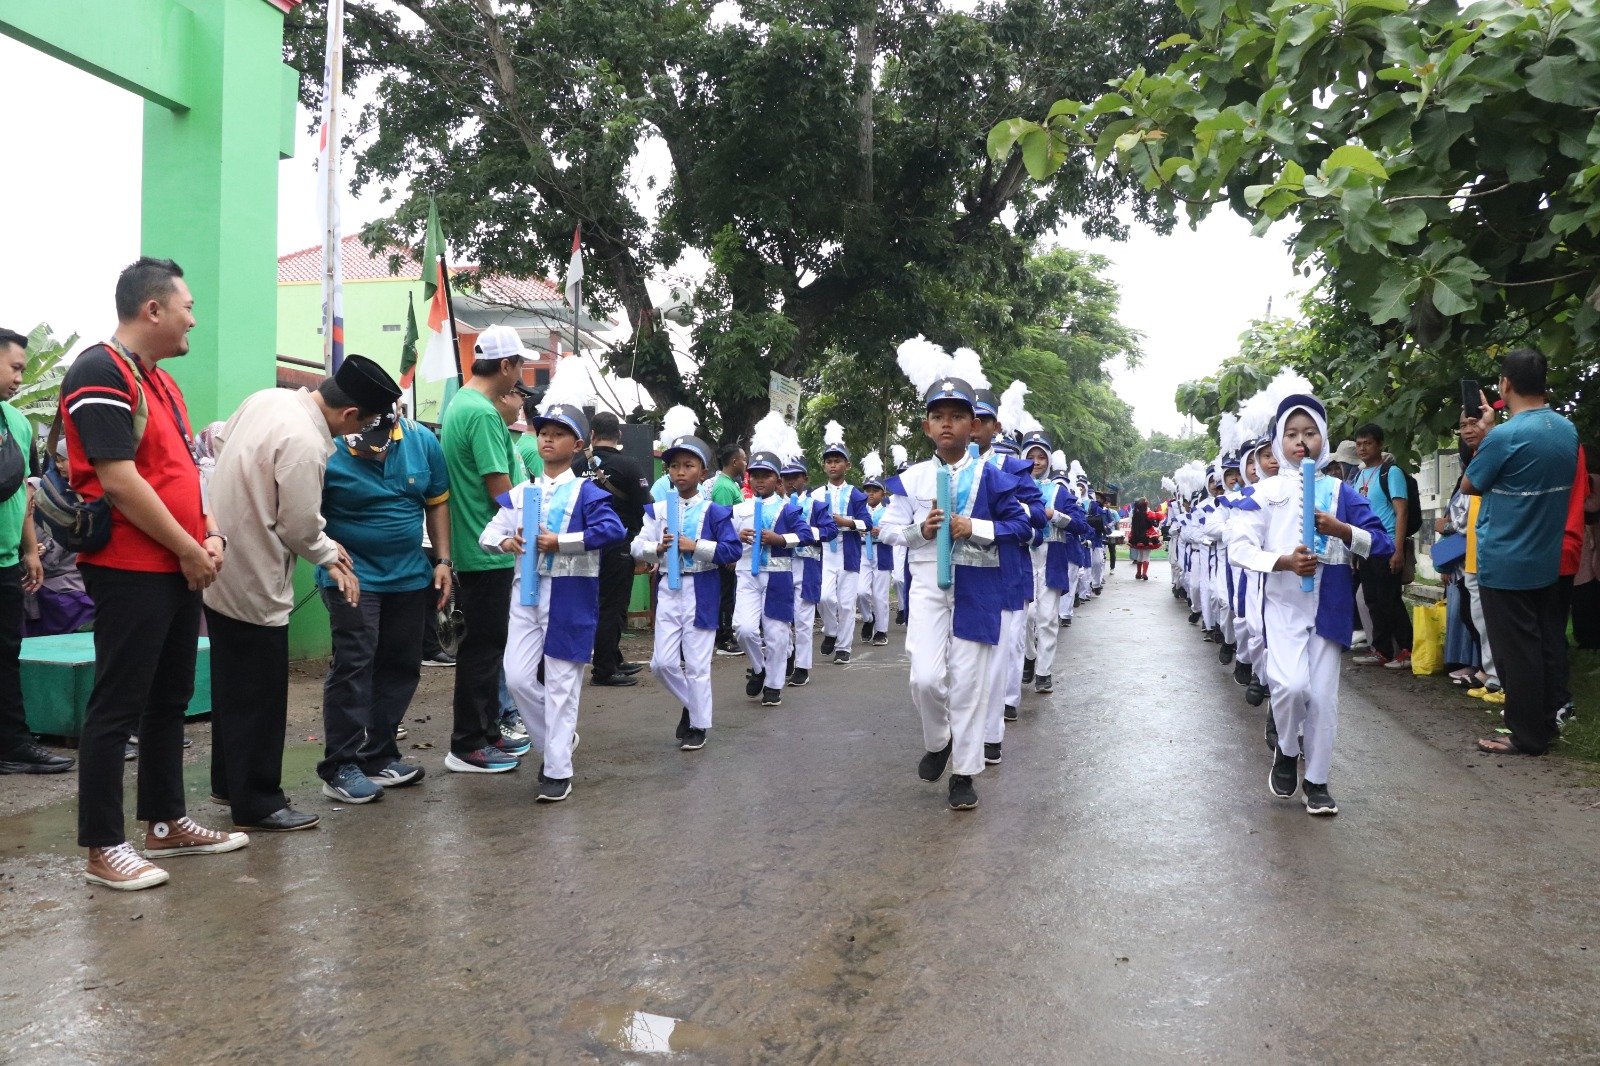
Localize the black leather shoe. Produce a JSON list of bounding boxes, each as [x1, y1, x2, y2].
[[619, 662, 644, 675], [236, 807, 320, 832], [592, 673, 639, 687], [0, 741, 75, 774]]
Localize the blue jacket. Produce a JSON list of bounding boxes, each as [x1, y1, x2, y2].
[[814, 483, 872, 572], [797, 494, 838, 603]]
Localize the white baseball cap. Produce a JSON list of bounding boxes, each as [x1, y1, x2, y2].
[[473, 324, 526, 364]]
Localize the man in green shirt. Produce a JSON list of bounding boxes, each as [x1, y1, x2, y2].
[[711, 443, 746, 653], [440, 326, 526, 774], [513, 392, 544, 480], [0, 328, 68, 775]]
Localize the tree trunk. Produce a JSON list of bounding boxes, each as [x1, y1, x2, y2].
[[853, 9, 876, 205]]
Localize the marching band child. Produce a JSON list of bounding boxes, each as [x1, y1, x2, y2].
[[815, 422, 872, 664], [782, 456, 837, 687], [889, 444, 910, 625], [733, 414, 815, 707], [1024, 433, 1088, 693], [1229, 377, 1392, 815], [857, 452, 893, 646], [481, 392, 625, 803], [632, 428, 743, 751], [879, 338, 1031, 811]]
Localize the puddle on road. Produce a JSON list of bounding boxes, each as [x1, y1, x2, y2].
[[564, 1000, 732, 1056]]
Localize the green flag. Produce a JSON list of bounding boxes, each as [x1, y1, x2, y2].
[[399, 291, 419, 386], [423, 199, 445, 302]]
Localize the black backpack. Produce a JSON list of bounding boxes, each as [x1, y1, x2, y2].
[[1379, 460, 1423, 540]]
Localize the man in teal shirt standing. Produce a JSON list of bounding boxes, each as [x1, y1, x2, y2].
[[316, 410, 452, 803], [0, 327, 68, 775], [1463, 348, 1579, 758]]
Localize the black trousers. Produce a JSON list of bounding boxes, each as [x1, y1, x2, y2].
[[1572, 578, 1600, 650], [1480, 582, 1565, 755], [717, 565, 736, 645], [0, 564, 29, 754], [1358, 551, 1413, 659], [1107, 542, 1117, 570], [77, 565, 199, 848], [592, 546, 633, 678], [206, 607, 291, 825], [1555, 574, 1574, 708], [319, 586, 429, 781], [451, 567, 512, 754]]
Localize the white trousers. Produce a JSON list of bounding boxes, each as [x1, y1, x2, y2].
[[735, 572, 791, 689], [891, 546, 907, 614], [1236, 576, 1261, 667], [1032, 586, 1063, 676], [985, 608, 1025, 743], [1261, 593, 1342, 784], [857, 567, 891, 635], [905, 561, 994, 777], [820, 561, 860, 654], [1462, 569, 1499, 686], [1091, 546, 1107, 588], [792, 586, 817, 670], [505, 584, 584, 781], [1060, 563, 1082, 620], [650, 583, 716, 729]]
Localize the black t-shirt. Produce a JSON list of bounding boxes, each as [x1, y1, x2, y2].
[[590, 444, 650, 537]]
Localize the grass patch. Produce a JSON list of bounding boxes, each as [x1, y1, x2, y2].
[[1562, 648, 1600, 763]]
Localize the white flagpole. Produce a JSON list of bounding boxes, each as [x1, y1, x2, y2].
[[318, 0, 347, 373]]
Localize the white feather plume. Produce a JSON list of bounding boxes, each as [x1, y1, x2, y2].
[[541, 353, 593, 412], [1217, 411, 1241, 457], [658, 405, 698, 446], [1068, 460, 1088, 483], [1237, 385, 1274, 443], [949, 347, 990, 391], [1259, 368, 1316, 425], [895, 336, 954, 397], [750, 410, 790, 459], [862, 451, 883, 480], [824, 420, 846, 447], [997, 381, 1029, 432], [1161, 475, 1177, 495], [1051, 449, 1067, 472], [891, 443, 908, 467]]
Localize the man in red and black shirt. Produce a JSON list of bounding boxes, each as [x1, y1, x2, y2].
[[63, 258, 246, 892]]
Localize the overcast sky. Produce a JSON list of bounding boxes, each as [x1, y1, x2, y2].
[[0, 31, 1303, 436]]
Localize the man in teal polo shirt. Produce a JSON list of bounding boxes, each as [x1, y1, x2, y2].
[[1463, 347, 1579, 757], [316, 411, 452, 803]]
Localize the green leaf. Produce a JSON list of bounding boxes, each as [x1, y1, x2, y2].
[[1158, 33, 1196, 49], [1365, 274, 1421, 324], [1526, 54, 1600, 108], [988, 118, 1035, 161], [1019, 127, 1056, 180], [1427, 271, 1476, 316], [1046, 98, 1083, 121], [1321, 145, 1389, 181]]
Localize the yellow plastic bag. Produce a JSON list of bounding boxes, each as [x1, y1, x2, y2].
[[1411, 600, 1447, 676]]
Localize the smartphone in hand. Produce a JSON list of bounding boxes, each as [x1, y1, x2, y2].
[[1461, 378, 1482, 419]]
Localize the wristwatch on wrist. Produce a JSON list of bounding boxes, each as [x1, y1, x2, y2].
[[436, 557, 453, 568], [205, 530, 228, 550]]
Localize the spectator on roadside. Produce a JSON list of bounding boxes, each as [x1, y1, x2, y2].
[[1551, 443, 1593, 727], [588, 411, 650, 686], [313, 404, 451, 805], [1329, 439, 1361, 481], [440, 325, 525, 773], [1350, 424, 1413, 668], [710, 443, 747, 655], [1444, 407, 1501, 699], [205, 355, 399, 831], [1464, 349, 1578, 757], [1571, 452, 1600, 650], [0, 327, 67, 777], [63, 258, 240, 891]]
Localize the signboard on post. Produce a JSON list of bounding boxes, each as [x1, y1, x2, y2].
[[769, 372, 802, 423]]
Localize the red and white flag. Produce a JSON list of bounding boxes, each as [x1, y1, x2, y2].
[[564, 225, 583, 308]]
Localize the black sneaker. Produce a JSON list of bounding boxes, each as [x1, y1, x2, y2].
[[983, 742, 1002, 765], [715, 641, 743, 657], [896, 609, 907, 626], [1034, 674, 1053, 694], [789, 667, 810, 687], [786, 652, 795, 678], [948, 774, 978, 810], [833, 650, 850, 664], [760, 687, 783, 706], [536, 777, 572, 803], [1232, 659, 1253, 686], [820, 635, 837, 657], [0, 741, 75, 775], [1188, 611, 1201, 625], [1245, 677, 1269, 707], [680, 727, 707, 752], [872, 632, 888, 646], [676, 707, 690, 743], [1218, 641, 1235, 665], [862, 619, 874, 641], [745, 669, 765, 698], [918, 741, 952, 781], [1264, 713, 1279, 752], [1270, 747, 1299, 798], [1303, 781, 1338, 815], [1021, 658, 1035, 684], [1003, 704, 1018, 722]]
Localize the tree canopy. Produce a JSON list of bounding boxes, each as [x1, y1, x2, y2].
[[286, 0, 1181, 444], [993, 0, 1600, 454]]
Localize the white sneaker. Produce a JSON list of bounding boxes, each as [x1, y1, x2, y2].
[[85, 842, 170, 891], [1350, 630, 1369, 648]]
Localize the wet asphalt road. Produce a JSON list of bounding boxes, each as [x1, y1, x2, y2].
[[2, 562, 1598, 1064]]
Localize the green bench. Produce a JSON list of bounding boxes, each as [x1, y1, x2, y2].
[[21, 633, 212, 740]]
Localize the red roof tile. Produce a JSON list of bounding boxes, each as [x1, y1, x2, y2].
[[277, 236, 564, 306]]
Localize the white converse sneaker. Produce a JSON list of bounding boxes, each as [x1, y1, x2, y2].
[[85, 842, 170, 891]]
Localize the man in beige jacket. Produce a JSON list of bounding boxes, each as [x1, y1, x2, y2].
[[204, 355, 401, 832]]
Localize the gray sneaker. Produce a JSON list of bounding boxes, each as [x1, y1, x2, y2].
[[322, 763, 384, 804]]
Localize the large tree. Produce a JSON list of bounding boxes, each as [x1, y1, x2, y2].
[[287, 0, 1182, 442]]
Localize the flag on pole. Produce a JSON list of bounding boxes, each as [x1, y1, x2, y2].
[[316, 0, 347, 373], [564, 225, 583, 308], [419, 200, 460, 383], [399, 291, 420, 388]]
